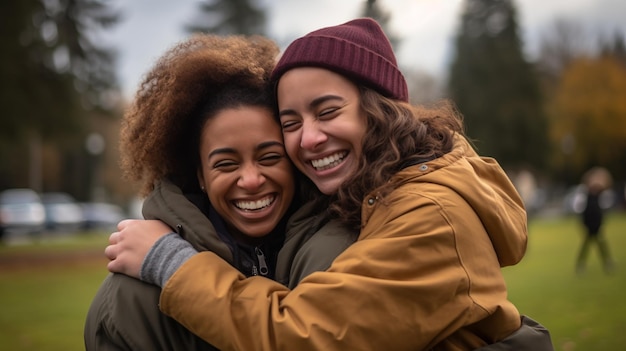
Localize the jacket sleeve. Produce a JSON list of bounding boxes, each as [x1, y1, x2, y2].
[[84, 273, 219, 351], [475, 316, 554, 350], [159, 190, 518, 351], [85, 273, 149, 351]]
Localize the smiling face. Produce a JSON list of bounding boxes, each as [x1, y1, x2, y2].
[[197, 106, 294, 242], [277, 67, 367, 195]]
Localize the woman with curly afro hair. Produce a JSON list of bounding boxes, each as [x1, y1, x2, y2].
[[85, 33, 304, 350]]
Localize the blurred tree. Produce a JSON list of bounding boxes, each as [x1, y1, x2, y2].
[[536, 19, 590, 82], [447, 0, 548, 171], [0, 0, 120, 197], [186, 0, 267, 35], [549, 56, 626, 182], [600, 31, 626, 66], [55, 0, 120, 111], [0, 0, 119, 140]]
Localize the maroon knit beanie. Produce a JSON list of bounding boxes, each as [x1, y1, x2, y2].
[[271, 18, 409, 102]]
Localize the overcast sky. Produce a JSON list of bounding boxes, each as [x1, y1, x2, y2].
[[103, 0, 626, 99]]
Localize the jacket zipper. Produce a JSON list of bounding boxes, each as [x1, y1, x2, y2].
[[254, 247, 269, 276]]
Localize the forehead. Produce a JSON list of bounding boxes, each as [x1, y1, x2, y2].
[[277, 67, 358, 103], [200, 106, 282, 148]]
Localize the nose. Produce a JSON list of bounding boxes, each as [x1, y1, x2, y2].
[[237, 163, 266, 191], [300, 118, 327, 150]]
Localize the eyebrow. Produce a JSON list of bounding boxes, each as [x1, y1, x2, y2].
[[207, 140, 284, 159], [278, 94, 344, 118]]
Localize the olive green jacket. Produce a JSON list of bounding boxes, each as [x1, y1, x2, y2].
[[84, 179, 280, 350], [275, 197, 357, 288]]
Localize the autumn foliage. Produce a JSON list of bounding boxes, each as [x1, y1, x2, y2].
[[548, 56, 626, 180]]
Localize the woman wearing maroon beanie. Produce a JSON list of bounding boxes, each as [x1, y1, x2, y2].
[[106, 18, 553, 350]]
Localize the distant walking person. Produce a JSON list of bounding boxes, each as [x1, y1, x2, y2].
[[576, 167, 615, 274]]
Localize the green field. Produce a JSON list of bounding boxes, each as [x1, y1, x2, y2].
[[504, 212, 626, 350], [0, 233, 110, 351], [0, 214, 624, 350]]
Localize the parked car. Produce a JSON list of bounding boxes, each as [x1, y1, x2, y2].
[[80, 202, 126, 231], [41, 192, 84, 232], [0, 188, 46, 236]]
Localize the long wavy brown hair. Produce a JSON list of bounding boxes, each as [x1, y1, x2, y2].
[[119, 34, 279, 197], [329, 88, 465, 229]]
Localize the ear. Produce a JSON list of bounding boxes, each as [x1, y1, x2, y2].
[[197, 168, 205, 192]]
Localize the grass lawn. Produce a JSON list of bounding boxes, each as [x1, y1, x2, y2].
[[504, 211, 626, 351], [0, 233, 110, 351], [0, 214, 624, 350]]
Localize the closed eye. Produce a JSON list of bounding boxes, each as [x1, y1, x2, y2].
[[213, 160, 238, 171], [259, 153, 285, 166], [280, 118, 301, 132], [319, 107, 340, 118]]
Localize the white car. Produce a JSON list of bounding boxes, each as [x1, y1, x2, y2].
[[80, 202, 126, 231], [41, 192, 84, 232], [0, 188, 46, 236]]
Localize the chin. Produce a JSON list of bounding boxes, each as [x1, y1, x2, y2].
[[315, 181, 341, 195], [246, 222, 279, 238]]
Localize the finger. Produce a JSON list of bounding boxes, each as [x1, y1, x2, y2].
[[107, 258, 122, 273], [117, 218, 133, 231], [104, 244, 118, 260], [109, 231, 120, 244]]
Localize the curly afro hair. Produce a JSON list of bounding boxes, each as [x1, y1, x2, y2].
[[119, 34, 280, 197]]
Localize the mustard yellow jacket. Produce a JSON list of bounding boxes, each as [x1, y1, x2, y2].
[[159, 138, 528, 351]]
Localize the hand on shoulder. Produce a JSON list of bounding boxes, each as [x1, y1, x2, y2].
[[105, 219, 174, 278]]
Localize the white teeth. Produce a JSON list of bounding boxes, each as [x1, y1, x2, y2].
[[311, 152, 346, 171], [235, 195, 274, 211]]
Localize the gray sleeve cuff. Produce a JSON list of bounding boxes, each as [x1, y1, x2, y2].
[[140, 232, 198, 287]]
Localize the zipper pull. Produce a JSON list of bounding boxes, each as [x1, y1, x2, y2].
[[255, 247, 269, 276]]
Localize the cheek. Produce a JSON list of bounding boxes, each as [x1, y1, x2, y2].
[[205, 182, 219, 202], [352, 121, 368, 157], [271, 160, 294, 182], [275, 165, 295, 204], [282, 164, 295, 187], [282, 134, 301, 161], [357, 129, 367, 155], [204, 173, 225, 202]]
